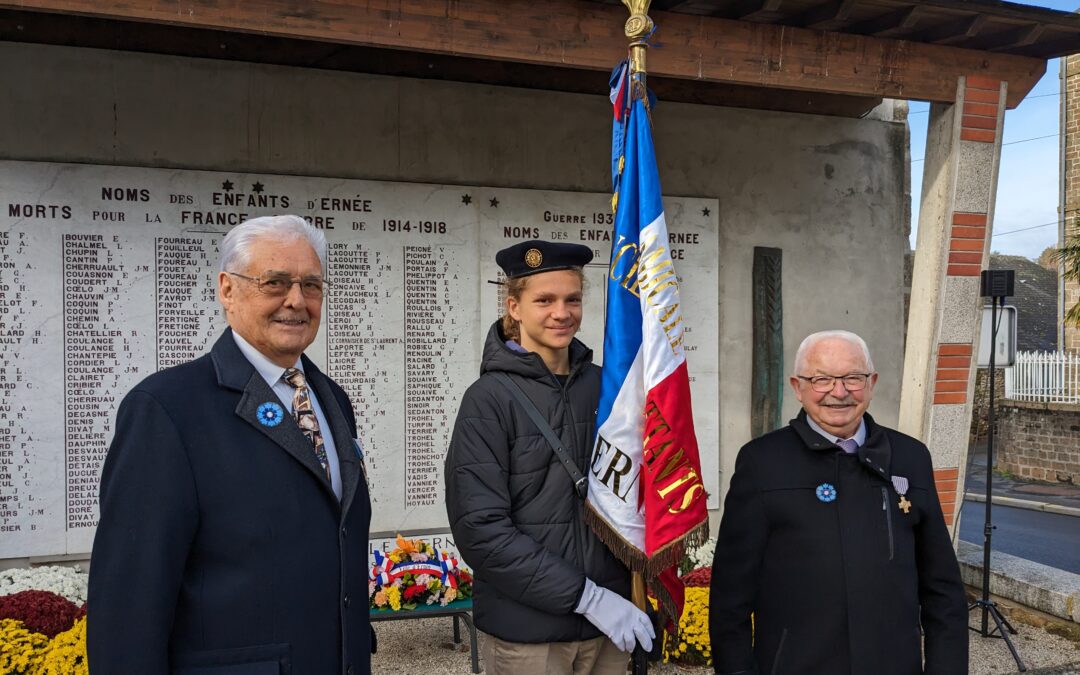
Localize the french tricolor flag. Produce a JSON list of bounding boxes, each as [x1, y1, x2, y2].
[[587, 70, 709, 629]]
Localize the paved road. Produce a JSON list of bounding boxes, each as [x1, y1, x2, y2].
[[959, 499, 1080, 575]]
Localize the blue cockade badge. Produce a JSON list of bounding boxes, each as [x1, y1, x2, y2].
[[815, 483, 837, 503], [256, 402, 284, 427]]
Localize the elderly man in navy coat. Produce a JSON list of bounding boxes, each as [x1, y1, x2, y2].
[[88, 215, 373, 675], [709, 330, 967, 675]]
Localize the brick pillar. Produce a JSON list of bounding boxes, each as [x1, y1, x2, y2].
[[1063, 55, 1080, 352], [900, 76, 1006, 531]]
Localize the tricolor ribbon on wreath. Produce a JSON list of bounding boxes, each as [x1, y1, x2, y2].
[[369, 550, 461, 589]]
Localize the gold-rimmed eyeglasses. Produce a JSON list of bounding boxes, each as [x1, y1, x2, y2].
[[227, 272, 330, 299], [796, 373, 873, 393]]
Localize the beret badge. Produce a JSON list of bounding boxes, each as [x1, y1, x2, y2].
[[524, 248, 543, 268]]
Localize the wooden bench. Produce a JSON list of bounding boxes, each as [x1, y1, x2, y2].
[[370, 598, 480, 673]]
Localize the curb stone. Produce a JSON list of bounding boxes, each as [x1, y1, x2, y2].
[[964, 493, 1080, 518]]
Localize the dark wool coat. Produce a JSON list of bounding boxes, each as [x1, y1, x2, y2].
[[709, 411, 968, 675], [88, 329, 373, 675], [444, 321, 631, 643]]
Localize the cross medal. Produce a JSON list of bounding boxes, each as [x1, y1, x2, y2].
[[891, 475, 911, 514]]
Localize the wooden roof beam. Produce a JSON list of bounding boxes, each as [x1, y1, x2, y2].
[[919, 14, 988, 45], [651, 0, 691, 10], [985, 24, 1047, 52], [790, 0, 858, 30], [711, 0, 784, 21], [0, 0, 1045, 108], [845, 6, 921, 37]]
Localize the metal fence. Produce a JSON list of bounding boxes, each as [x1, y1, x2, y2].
[[1004, 351, 1080, 403]]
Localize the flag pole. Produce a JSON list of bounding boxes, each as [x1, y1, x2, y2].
[[620, 6, 655, 674]]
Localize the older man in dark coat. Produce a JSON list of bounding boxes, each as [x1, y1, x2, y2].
[[88, 215, 373, 675], [709, 330, 967, 675]]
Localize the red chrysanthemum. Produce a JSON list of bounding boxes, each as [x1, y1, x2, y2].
[[0, 590, 83, 637], [681, 566, 712, 588], [403, 584, 427, 601]]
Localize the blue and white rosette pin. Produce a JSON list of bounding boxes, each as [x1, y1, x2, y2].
[[256, 402, 285, 427], [815, 483, 837, 503]]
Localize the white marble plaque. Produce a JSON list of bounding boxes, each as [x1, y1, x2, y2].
[[0, 160, 719, 558]]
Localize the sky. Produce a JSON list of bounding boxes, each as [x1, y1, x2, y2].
[[908, 0, 1078, 261]]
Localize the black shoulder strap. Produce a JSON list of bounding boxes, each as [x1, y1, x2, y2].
[[491, 372, 588, 499]]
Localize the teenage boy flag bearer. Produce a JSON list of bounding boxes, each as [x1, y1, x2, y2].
[[587, 59, 709, 632]]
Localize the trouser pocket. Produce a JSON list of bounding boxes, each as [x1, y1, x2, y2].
[[173, 643, 291, 675]]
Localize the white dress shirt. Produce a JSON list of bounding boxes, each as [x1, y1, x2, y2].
[[232, 331, 342, 500]]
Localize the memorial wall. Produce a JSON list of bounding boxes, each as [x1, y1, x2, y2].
[[0, 160, 719, 559]]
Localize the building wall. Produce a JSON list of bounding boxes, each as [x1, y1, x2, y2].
[[0, 41, 908, 532], [997, 400, 1080, 483]]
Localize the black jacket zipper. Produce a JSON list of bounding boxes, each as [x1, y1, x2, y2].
[[881, 486, 895, 561]]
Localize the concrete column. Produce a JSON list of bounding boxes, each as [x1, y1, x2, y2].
[[900, 75, 1007, 531], [1062, 55, 1080, 352]]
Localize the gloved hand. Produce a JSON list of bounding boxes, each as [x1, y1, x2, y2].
[[574, 578, 654, 653]]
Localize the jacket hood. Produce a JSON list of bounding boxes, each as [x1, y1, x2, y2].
[[479, 320, 593, 381]]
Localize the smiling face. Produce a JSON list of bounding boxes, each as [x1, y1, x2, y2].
[[790, 336, 878, 439], [506, 269, 583, 374], [218, 235, 323, 368]]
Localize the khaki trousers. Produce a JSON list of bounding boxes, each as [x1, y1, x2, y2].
[[480, 632, 629, 675]]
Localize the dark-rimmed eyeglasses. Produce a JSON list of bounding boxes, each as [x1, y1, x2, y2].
[[227, 272, 330, 299], [796, 373, 873, 393]]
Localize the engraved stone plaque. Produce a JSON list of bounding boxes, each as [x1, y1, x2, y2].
[[0, 161, 719, 558]]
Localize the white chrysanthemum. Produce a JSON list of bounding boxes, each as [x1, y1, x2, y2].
[[688, 537, 717, 570], [0, 565, 88, 605]]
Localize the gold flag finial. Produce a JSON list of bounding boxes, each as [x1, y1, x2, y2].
[[621, 0, 653, 78]]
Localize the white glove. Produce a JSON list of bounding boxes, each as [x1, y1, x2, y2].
[[574, 578, 654, 653]]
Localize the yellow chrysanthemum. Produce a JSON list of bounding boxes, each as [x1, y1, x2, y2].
[[0, 618, 49, 674], [37, 617, 88, 675]]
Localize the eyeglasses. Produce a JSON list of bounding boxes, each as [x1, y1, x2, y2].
[[227, 272, 330, 299], [796, 373, 873, 393]]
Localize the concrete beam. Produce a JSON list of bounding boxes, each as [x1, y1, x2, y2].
[[957, 541, 1080, 624]]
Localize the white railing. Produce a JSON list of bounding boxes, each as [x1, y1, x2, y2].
[[1004, 351, 1080, 403]]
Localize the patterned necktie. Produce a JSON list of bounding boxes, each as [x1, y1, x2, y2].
[[837, 438, 859, 454], [283, 368, 331, 480]]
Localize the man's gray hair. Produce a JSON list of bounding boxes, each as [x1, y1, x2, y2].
[[793, 330, 875, 375], [219, 215, 327, 274]]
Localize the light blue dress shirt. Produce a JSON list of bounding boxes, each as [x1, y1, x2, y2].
[[232, 331, 342, 500], [806, 414, 867, 449]]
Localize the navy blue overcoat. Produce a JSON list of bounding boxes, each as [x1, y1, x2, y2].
[[88, 329, 372, 675]]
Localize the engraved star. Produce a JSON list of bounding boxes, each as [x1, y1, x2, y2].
[[461, 194, 472, 205], [489, 197, 499, 208], [702, 207, 711, 217], [221, 180, 234, 192], [252, 182, 265, 193]]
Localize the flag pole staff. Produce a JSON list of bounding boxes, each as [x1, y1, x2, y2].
[[621, 3, 655, 672]]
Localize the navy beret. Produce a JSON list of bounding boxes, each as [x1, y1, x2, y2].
[[495, 240, 594, 279]]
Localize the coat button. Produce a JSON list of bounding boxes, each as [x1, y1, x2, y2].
[[341, 526, 347, 538], [347, 666, 354, 675], [344, 594, 351, 608]]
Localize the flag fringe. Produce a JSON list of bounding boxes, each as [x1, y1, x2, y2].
[[584, 501, 710, 576], [584, 502, 710, 634]]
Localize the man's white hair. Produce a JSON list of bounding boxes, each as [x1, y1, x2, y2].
[[219, 215, 327, 274], [793, 330, 875, 375]]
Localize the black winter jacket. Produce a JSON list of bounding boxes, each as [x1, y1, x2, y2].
[[445, 321, 631, 643], [709, 411, 968, 675]]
